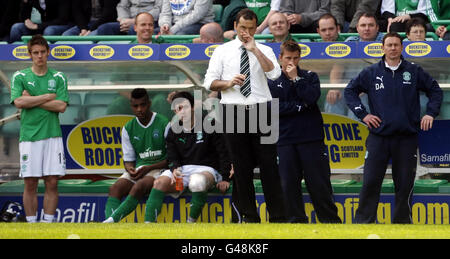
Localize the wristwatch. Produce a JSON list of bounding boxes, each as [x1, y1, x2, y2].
[[292, 76, 301, 83]]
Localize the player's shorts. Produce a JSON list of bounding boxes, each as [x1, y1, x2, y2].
[[19, 137, 66, 178], [119, 167, 163, 184], [160, 165, 222, 188]]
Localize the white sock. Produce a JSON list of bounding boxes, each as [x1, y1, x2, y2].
[[41, 214, 55, 223], [102, 217, 115, 223], [26, 215, 37, 223]]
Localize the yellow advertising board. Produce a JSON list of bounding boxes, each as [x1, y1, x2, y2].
[[66, 115, 133, 169], [322, 113, 369, 169]]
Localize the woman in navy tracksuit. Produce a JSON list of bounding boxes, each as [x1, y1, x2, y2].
[[268, 41, 342, 223], [345, 33, 443, 223]]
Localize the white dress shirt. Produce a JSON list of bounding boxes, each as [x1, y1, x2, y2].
[[203, 38, 281, 105]]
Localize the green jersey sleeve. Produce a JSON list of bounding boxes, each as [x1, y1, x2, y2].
[[10, 71, 25, 104], [53, 71, 69, 103]]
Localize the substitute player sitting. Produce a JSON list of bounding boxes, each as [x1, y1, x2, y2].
[[145, 91, 232, 223], [11, 34, 69, 223], [103, 88, 170, 223]]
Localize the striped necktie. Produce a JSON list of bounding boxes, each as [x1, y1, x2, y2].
[[240, 46, 251, 97]]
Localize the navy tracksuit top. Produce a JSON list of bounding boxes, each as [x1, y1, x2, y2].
[[344, 56, 443, 136], [268, 67, 324, 146]]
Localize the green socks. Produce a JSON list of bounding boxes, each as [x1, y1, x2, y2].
[[189, 191, 208, 221], [104, 197, 121, 219], [110, 195, 139, 222], [145, 189, 166, 222], [142, 190, 208, 223]]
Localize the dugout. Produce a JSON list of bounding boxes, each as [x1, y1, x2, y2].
[[0, 36, 449, 223]]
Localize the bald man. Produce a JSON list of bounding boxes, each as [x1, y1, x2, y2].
[[268, 12, 292, 43], [193, 22, 224, 43], [133, 12, 155, 44]]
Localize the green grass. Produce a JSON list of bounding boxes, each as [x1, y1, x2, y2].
[[1, 223, 449, 239]]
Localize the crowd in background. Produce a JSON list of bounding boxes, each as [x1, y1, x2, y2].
[[0, 0, 449, 44]]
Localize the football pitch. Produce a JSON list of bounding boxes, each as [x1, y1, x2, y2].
[[1, 223, 449, 239]]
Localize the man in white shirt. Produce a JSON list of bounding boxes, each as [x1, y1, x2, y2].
[[203, 8, 286, 223]]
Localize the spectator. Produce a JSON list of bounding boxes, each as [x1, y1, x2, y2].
[[379, 0, 428, 32], [159, 0, 214, 35], [96, 0, 162, 35], [220, 0, 248, 32], [345, 12, 384, 41], [63, 0, 92, 36], [331, 0, 381, 32], [426, 0, 450, 40], [132, 12, 155, 44], [257, 0, 282, 34], [279, 0, 331, 33], [193, 22, 224, 43], [0, 0, 21, 41], [320, 13, 351, 118], [87, 0, 121, 35], [405, 17, 428, 117], [9, 0, 73, 43], [316, 13, 345, 41], [267, 12, 292, 42], [405, 17, 427, 41]]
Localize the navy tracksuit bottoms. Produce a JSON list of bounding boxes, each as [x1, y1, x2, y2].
[[277, 141, 342, 223], [354, 133, 418, 224]]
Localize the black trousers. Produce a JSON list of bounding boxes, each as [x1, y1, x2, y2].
[[354, 133, 418, 224], [277, 141, 342, 223], [222, 103, 286, 223]]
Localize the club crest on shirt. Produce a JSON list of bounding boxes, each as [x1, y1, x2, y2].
[[403, 71, 412, 85], [153, 129, 160, 139], [48, 79, 56, 91]]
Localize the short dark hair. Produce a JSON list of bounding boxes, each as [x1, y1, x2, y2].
[[27, 34, 49, 53], [280, 40, 301, 56], [131, 88, 149, 100], [235, 8, 258, 25], [318, 13, 338, 27], [171, 91, 194, 108], [382, 32, 403, 45], [405, 17, 427, 35], [358, 12, 378, 25]]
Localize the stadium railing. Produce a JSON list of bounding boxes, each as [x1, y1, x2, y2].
[[19, 32, 440, 45]]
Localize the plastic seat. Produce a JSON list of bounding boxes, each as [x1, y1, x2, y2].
[[1, 106, 20, 137], [213, 4, 224, 23], [69, 92, 82, 105], [97, 41, 132, 44], [84, 92, 119, 105], [439, 103, 450, 119], [85, 104, 108, 119], [54, 41, 94, 44], [59, 105, 83, 124]]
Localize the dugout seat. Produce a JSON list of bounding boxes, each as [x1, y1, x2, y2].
[[54, 41, 94, 44], [213, 4, 224, 23], [59, 105, 84, 124], [438, 102, 450, 119], [84, 92, 120, 105], [85, 104, 108, 120], [69, 92, 82, 105], [0, 105, 20, 137]]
